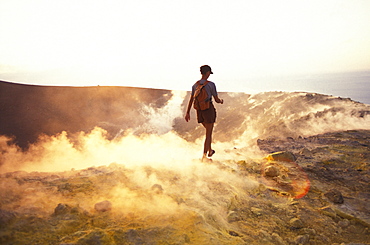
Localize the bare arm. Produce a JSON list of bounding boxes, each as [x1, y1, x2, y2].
[[185, 95, 194, 122], [214, 95, 224, 104]]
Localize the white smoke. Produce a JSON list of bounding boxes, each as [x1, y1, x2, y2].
[[1, 89, 369, 242], [139, 90, 187, 134], [1, 90, 370, 174]]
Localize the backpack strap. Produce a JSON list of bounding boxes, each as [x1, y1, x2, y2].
[[193, 80, 209, 98]]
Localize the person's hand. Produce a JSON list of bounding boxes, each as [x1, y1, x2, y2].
[[185, 113, 190, 122]]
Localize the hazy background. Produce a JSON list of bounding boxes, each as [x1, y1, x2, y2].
[[1, 0, 369, 103]]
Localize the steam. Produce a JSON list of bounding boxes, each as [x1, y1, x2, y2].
[[138, 90, 187, 134], [1, 89, 370, 239], [216, 92, 370, 144], [0, 127, 261, 230], [0, 128, 196, 173], [1, 90, 370, 173]]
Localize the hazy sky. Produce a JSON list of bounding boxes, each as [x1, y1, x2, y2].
[[1, 0, 369, 92]]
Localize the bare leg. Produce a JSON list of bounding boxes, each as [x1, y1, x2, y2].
[[201, 122, 214, 158]]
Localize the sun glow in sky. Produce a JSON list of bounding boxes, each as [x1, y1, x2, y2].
[[1, 0, 370, 92]]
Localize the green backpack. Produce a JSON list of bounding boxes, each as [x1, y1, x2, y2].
[[193, 80, 210, 111]]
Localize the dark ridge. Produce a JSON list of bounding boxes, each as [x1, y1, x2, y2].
[[0, 80, 172, 148]]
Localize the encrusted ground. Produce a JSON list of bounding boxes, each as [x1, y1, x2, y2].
[[1, 130, 369, 244]]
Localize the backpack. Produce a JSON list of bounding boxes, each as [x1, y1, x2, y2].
[[193, 80, 210, 111]]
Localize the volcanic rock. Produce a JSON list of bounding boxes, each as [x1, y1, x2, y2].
[[294, 234, 310, 245], [94, 200, 112, 212], [251, 207, 264, 216], [151, 184, 163, 194], [54, 203, 72, 216], [324, 189, 344, 204], [299, 148, 313, 158], [0, 137, 369, 245], [338, 219, 350, 228], [0, 209, 16, 227], [227, 211, 240, 223], [1, 80, 370, 245], [264, 165, 280, 177], [265, 151, 296, 162], [289, 217, 304, 229], [271, 233, 285, 245]]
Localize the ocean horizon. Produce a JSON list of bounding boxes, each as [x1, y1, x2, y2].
[[1, 70, 369, 105], [255, 70, 370, 105]]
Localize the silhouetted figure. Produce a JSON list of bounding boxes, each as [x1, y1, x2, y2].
[[185, 65, 223, 162]]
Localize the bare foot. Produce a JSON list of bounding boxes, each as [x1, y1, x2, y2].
[[208, 150, 215, 157]]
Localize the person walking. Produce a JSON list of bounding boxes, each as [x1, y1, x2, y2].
[[185, 65, 224, 162]]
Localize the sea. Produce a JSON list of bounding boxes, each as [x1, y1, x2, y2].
[[1, 70, 369, 104], [257, 70, 370, 105]]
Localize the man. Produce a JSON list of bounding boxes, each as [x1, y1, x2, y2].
[[185, 65, 224, 162]]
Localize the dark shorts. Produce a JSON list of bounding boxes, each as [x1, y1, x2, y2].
[[196, 102, 216, 123]]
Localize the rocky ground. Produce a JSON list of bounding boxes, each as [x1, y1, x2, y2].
[[1, 130, 369, 245]]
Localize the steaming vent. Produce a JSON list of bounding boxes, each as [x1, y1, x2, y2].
[[1, 81, 370, 244]]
